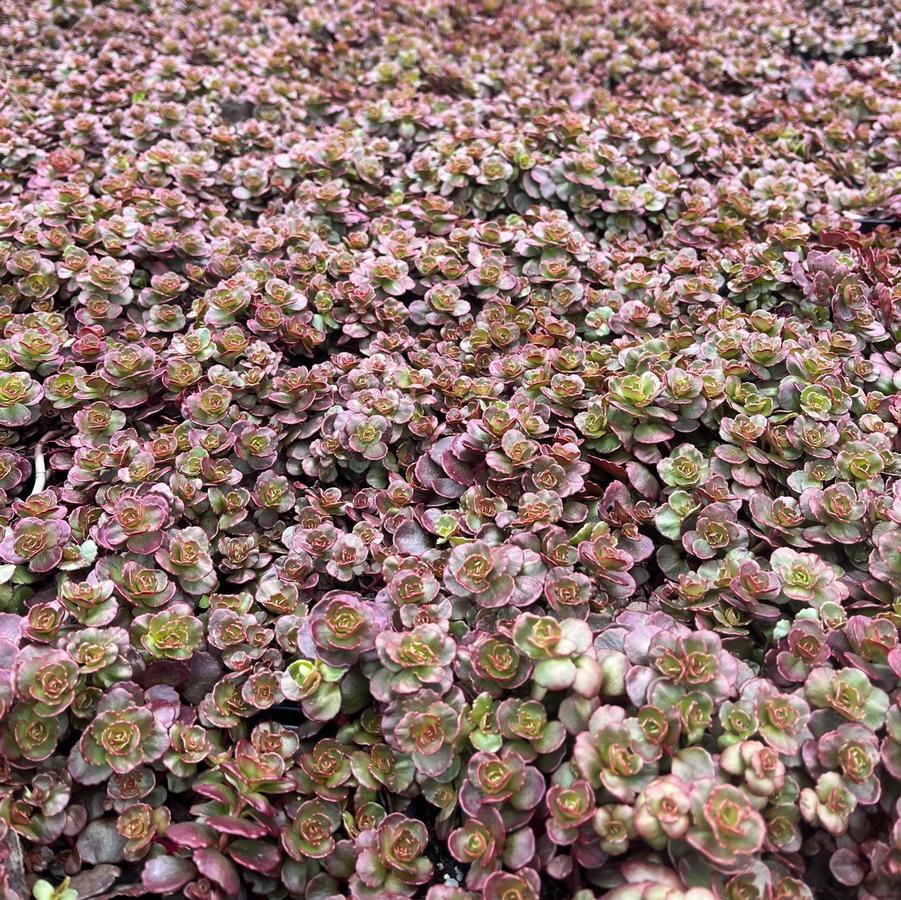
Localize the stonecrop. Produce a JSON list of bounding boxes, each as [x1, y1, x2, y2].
[[0, 0, 898, 899]]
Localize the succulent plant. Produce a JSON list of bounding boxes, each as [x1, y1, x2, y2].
[[0, 0, 898, 896]]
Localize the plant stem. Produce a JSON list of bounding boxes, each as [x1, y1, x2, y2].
[[30, 429, 65, 496]]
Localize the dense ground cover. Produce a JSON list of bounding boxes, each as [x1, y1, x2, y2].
[[0, 0, 898, 898]]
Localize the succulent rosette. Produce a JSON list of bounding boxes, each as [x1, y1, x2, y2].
[[387, 690, 463, 777], [0, 372, 43, 426], [633, 775, 693, 848], [352, 813, 433, 898], [496, 697, 566, 759], [482, 868, 542, 900], [62, 627, 131, 686], [769, 548, 848, 608], [0, 517, 71, 573], [372, 624, 456, 701], [805, 667, 890, 730], [545, 779, 596, 845], [687, 781, 767, 870], [543, 567, 594, 618], [68, 689, 169, 784], [296, 738, 353, 800], [131, 604, 203, 661], [720, 740, 787, 803], [102, 559, 176, 609], [154, 526, 217, 595], [594, 803, 636, 855], [659, 444, 710, 489], [799, 772, 858, 836], [2, 703, 68, 762], [776, 619, 831, 683], [351, 742, 416, 795], [815, 723, 882, 804], [458, 749, 546, 818], [682, 503, 748, 561], [13, 646, 79, 717], [574, 706, 658, 801], [94, 493, 171, 554], [457, 633, 533, 696], [512, 613, 601, 695], [741, 679, 813, 754], [163, 723, 217, 778], [58, 576, 118, 626], [304, 590, 387, 666], [448, 806, 535, 889], [280, 658, 345, 722], [281, 798, 342, 861], [443, 540, 544, 608], [643, 629, 741, 706]]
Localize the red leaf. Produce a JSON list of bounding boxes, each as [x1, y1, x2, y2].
[[165, 822, 216, 849], [205, 815, 269, 839], [142, 856, 197, 893], [195, 848, 241, 896], [226, 838, 282, 874], [625, 462, 659, 500]]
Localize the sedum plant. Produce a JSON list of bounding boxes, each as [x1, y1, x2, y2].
[[0, 0, 898, 898]]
